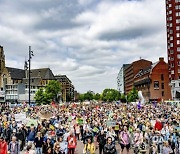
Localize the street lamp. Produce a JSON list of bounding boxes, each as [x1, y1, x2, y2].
[[28, 46, 34, 105]]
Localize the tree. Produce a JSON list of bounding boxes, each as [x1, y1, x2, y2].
[[127, 87, 138, 102], [45, 80, 61, 103], [101, 89, 121, 102], [84, 91, 94, 101], [79, 94, 84, 102], [120, 93, 127, 103], [94, 93, 101, 100], [34, 88, 45, 105], [34, 80, 61, 105]]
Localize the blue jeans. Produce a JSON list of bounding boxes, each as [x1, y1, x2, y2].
[[36, 147, 42, 154]]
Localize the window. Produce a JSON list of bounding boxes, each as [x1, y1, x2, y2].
[[177, 33, 180, 37], [178, 61, 180, 66], [176, 12, 180, 16], [177, 26, 180, 30], [169, 16, 172, 20], [161, 74, 164, 80], [170, 43, 173, 47], [176, 19, 180, 23], [170, 30, 173, 34], [170, 50, 174, 54], [170, 36, 173, 40], [171, 57, 174, 61], [171, 63, 174, 67], [176, 5, 180, 9], [171, 70, 175, 74], [178, 47, 180, 51], [178, 68, 180, 73], [154, 81, 159, 89], [178, 54, 180, 59], [161, 83, 164, 89], [162, 91, 164, 97], [169, 4, 172, 7]]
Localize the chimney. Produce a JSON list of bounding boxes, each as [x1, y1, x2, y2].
[[159, 57, 164, 62]]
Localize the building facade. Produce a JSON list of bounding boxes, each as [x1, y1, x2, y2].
[[166, 0, 180, 100], [117, 64, 130, 94], [55, 75, 75, 102], [124, 59, 152, 94], [134, 58, 172, 102], [0, 46, 75, 103]]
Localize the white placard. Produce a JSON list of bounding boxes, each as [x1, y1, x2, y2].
[[14, 113, 27, 123]]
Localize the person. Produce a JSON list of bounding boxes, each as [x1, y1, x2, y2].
[[8, 136, 20, 154], [133, 128, 143, 154], [53, 144, 62, 154], [3, 124, 11, 143], [97, 130, 106, 154], [119, 126, 130, 154], [106, 127, 116, 144], [43, 138, 53, 154], [46, 147, 53, 154], [67, 131, 76, 154], [59, 136, 68, 154], [34, 132, 43, 154], [83, 137, 96, 154], [162, 141, 173, 154], [0, 136, 8, 154], [25, 144, 35, 154], [104, 137, 117, 154], [27, 126, 36, 146], [75, 124, 80, 140]]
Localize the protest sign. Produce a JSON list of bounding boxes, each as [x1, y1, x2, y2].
[[107, 120, 116, 127], [14, 113, 26, 123], [77, 118, 84, 125], [26, 119, 38, 127]]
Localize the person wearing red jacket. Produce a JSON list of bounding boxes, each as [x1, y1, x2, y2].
[[67, 131, 77, 154], [154, 119, 163, 131], [0, 137, 8, 154]]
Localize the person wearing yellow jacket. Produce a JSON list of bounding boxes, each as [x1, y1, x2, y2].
[[83, 137, 96, 154]]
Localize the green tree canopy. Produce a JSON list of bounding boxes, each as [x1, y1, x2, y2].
[[93, 93, 101, 100], [101, 89, 121, 102], [34, 88, 45, 105], [34, 80, 61, 105], [84, 91, 94, 101], [127, 87, 138, 102]]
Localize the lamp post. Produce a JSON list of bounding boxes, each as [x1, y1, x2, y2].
[[28, 46, 34, 105]]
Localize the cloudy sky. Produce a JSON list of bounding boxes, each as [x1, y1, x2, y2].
[[0, 0, 167, 93]]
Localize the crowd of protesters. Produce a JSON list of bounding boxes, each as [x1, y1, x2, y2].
[[0, 101, 179, 154]]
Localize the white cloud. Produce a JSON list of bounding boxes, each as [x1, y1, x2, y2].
[[0, 0, 167, 93]]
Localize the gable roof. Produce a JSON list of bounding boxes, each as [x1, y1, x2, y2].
[[6, 67, 25, 79], [30, 68, 55, 80]]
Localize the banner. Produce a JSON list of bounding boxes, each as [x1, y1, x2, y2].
[[26, 119, 38, 127], [107, 120, 116, 127], [77, 118, 84, 125], [14, 113, 26, 123]]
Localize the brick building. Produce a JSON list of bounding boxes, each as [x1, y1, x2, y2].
[[124, 59, 152, 94], [134, 58, 172, 102]]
